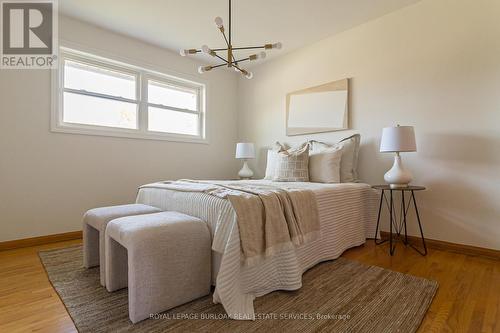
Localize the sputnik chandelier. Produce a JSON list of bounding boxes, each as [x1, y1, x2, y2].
[[179, 0, 282, 79]]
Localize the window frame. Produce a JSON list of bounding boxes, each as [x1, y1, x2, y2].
[[144, 73, 204, 137], [51, 46, 208, 144]]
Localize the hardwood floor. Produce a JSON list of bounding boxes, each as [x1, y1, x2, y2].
[[343, 242, 500, 333], [0, 240, 80, 333], [0, 239, 498, 332]]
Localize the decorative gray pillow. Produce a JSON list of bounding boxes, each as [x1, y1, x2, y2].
[[273, 143, 310, 182]]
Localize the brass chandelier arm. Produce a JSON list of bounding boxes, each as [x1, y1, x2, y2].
[[232, 57, 250, 63], [220, 29, 230, 47], [200, 57, 255, 73], [232, 58, 248, 68], [207, 61, 242, 71], [211, 63, 229, 69], [214, 53, 229, 64], [207, 62, 250, 78], [232, 63, 246, 74], [232, 45, 267, 51]]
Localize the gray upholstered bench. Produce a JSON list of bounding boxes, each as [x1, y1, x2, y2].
[[105, 211, 211, 323], [83, 204, 161, 286]]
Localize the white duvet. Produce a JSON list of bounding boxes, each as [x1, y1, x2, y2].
[[136, 180, 379, 320]]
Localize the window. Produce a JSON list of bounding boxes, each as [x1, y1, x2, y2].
[[63, 60, 138, 129], [52, 48, 206, 143], [147, 79, 199, 136]]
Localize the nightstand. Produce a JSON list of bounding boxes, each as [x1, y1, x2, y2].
[[372, 185, 427, 256]]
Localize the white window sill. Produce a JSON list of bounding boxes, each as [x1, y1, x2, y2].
[[50, 123, 209, 144]]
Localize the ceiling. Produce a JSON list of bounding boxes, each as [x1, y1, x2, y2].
[[60, 0, 421, 68]]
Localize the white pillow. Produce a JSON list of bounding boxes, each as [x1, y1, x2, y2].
[[264, 142, 286, 180], [311, 134, 360, 183], [309, 145, 343, 183]]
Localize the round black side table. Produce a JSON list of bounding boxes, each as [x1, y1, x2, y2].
[[372, 185, 427, 256]]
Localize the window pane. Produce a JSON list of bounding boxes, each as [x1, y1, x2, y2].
[[63, 92, 137, 129], [148, 107, 199, 136], [148, 80, 197, 111], [64, 60, 136, 100]]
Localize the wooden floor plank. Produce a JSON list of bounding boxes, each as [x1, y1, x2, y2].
[[0, 240, 81, 333], [482, 262, 500, 333], [0, 239, 499, 332]]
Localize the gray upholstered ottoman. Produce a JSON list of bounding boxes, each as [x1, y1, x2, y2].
[[83, 204, 161, 286], [105, 211, 211, 324]]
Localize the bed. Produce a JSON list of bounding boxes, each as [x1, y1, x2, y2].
[[136, 179, 379, 320]]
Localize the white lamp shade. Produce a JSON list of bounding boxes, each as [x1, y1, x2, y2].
[[380, 126, 416, 153], [235, 143, 255, 159]]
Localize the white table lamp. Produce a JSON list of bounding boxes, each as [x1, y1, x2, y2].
[[235, 143, 255, 179], [380, 125, 417, 189]]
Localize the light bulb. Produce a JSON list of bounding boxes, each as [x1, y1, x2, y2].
[[179, 49, 188, 56], [245, 71, 253, 79], [198, 66, 212, 74], [250, 52, 266, 61], [201, 45, 211, 54], [272, 42, 282, 49], [214, 16, 223, 28]]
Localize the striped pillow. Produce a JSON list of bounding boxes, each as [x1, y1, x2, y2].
[[273, 143, 310, 182]]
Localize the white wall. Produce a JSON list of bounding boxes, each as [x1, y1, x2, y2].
[[237, 0, 500, 250], [0, 16, 239, 242]]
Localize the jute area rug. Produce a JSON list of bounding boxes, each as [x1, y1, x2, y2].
[[39, 245, 437, 333]]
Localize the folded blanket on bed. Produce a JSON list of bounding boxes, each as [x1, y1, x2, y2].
[[140, 180, 320, 265]]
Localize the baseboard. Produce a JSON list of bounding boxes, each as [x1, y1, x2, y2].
[[2, 229, 498, 260], [379, 231, 500, 260], [0, 231, 83, 251]]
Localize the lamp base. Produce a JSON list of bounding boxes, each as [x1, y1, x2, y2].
[[384, 153, 413, 188], [238, 160, 254, 179]]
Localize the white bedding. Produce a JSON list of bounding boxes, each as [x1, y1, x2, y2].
[[136, 180, 379, 320]]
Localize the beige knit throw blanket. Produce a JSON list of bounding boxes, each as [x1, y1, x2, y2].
[[141, 180, 320, 265]]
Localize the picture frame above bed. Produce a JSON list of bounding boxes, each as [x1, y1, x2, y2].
[[286, 78, 349, 136]]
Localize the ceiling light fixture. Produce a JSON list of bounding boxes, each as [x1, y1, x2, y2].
[[179, 0, 282, 79]]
